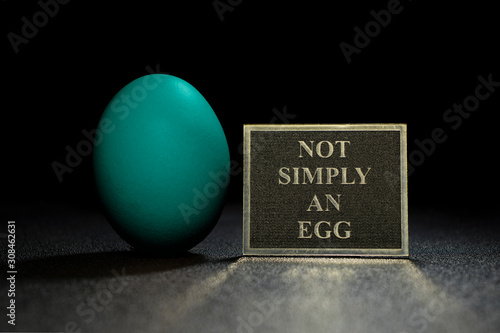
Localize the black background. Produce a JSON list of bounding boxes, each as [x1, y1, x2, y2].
[[2, 0, 499, 216]]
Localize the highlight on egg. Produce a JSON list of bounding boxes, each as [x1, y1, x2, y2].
[[93, 74, 230, 255]]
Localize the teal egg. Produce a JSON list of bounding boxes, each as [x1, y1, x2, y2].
[[94, 74, 230, 254]]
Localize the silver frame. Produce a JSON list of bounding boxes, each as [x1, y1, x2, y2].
[[243, 124, 408, 257]]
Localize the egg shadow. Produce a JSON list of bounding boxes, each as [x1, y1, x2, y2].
[[19, 250, 240, 280]]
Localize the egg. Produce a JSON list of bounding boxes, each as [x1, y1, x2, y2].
[[93, 74, 230, 254]]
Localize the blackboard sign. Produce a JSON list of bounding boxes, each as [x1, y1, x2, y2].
[[243, 124, 408, 256]]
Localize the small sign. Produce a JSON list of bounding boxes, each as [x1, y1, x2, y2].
[[243, 124, 408, 256]]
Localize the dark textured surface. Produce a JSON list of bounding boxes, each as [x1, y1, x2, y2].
[[0, 202, 499, 333]]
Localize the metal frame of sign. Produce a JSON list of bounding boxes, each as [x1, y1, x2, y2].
[[243, 124, 408, 257]]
